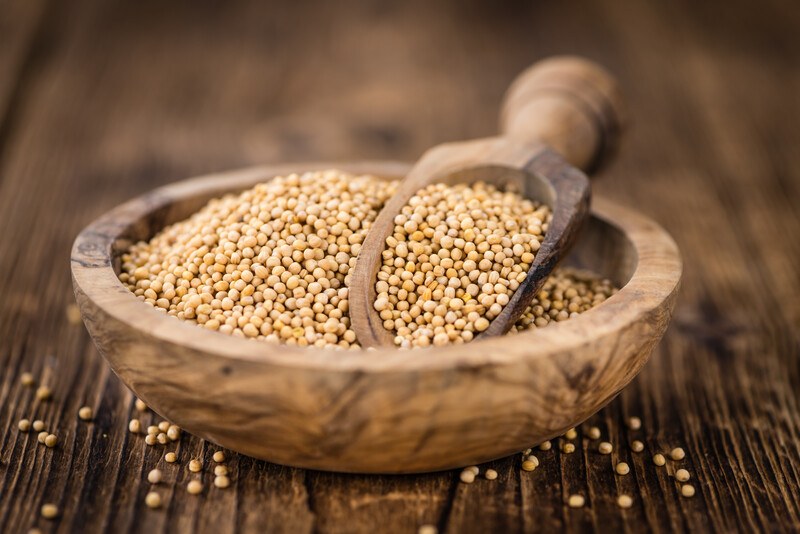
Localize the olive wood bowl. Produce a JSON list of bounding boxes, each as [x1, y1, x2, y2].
[[71, 161, 681, 474]]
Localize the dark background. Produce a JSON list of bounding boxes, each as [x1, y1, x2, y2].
[[1, 0, 799, 532]]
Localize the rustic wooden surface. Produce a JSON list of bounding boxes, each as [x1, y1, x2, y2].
[[0, 0, 798, 532]]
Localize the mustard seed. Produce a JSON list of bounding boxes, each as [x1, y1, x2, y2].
[[145, 492, 162, 508], [466, 466, 479, 476], [44, 434, 58, 448], [564, 428, 578, 440], [670, 447, 686, 461], [617, 495, 633, 509], [675, 468, 691, 482], [460, 469, 476, 483], [18, 419, 31, 432], [32, 420, 45, 432], [627, 417, 642, 430], [35, 386, 51, 401], [681, 484, 695, 497], [37, 431, 48, 444], [157, 433, 168, 445], [145, 434, 157, 446], [528, 455, 540, 467], [598, 442, 613, 454], [187, 480, 203, 494], [147, 425, 158, 436], [78, 406, 93, 421], [587, 426, 601, 440], [562, 443, 576, 454], [189, 459, 202, 472], [418, 526, 438, 534], [631, 440, 644, 452], [615, 462, 630, 475], [214, 465, 229, 476], [40, 503, 59, 519], [128, 419, 142, 433], [539, 441, 552, 451], [653, 453, 666, 466], [167, 425, 181, 441], [135, 398, 148, 411], [213, 451, 226, 463], [165, 452, 177, 463], [485, 469, 498, 480], [567, 494, 585, 508], [214, 475, 231, 488], [20, 372, 35, 387], [521, 460, 537, 472]]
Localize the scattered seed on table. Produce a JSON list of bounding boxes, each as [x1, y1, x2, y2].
[[157, 433, 168, 445], [158, 421, 170, 433], [485, 469, 498, 480], [564, 428, 578, 440], [670, 447, 686, 461], [148, 469, 162, 484], [135, 398, 148, 411], [631, 440, 644, 452], [653, 453, 666, 466], [145, 492, 162, 508], [675, 468, 691, 482], [466, 466, 479, 475], [567, 495, 585, 508], [528, 455, 540, 467], [145, 434, 157, 446], [681, 484, 695, 497], [129, 419, 142, 433], [44, 434, 58, 448], [418, 525, 438, 534], [18, 419, 31, 432], [37, 431, 49, 444], [598, 442, 613, 454], [40, 503, 59, 519], [539, 441, 552, 451], [562, 443, 576, 454], [460, 469, 476, 483], [20, 372, 35, 387], [167, 425, 181, 441], [165, 452, 177, 463], [78, 406, 93, 421], [32, 420, 45, 432], [522, 448, 532, 456], [615, 462, 630, 475], [187, 480, 203, 494], [147, 426, 158, 436], [35, 386, 51, 401], [521, 460, 537, 472], [214, 465, 228, 476], [617, 495, 633, 509], [189, 459, 202, 472], [587, 426, 601, 440], [627, 417, 642, 430], [213, 451, 226, 463], [214, 475, 231, 489]]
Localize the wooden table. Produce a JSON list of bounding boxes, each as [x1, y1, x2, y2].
[[1, 0, 798, 532]]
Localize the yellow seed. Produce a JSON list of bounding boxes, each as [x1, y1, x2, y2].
[[466, 466, 479, 475], [564, 428, 578, 440], [20, 372, 35, 387], [147, 426, 158, 436], [40, 503, 59, 519], [675, 468, 691, 482], [157, 433, 168, 445], [167, 425, 181, 441], [615, 462, 630, 475], [627, 417, 642, 430], [145, 491, 162, 508], [213, 451, 226, 463], [485, 469, 498, 480], [145, 434, 157, 446], [128, 419, 142, 433], [187, 480, 203, 494], [681, 484, 695, 497], [459, 469, 476, 483], [598, 442, 613, 454], [562, 443, 576, 454], [539, 441, 552, 451], [670, 447, 686, 461], [567, 494, 585, 508], [214, 475, 231, 489], [189, 459, 202, 472], [587, 426, 601, 440], [631, 440, 644, 452], [528, 455, 540, 467], [18, 419, 31, 432], [37, 431, 49, 444], [33, 420, 45, 432], [78, 406, 93, 421], [135, 398, 148, 411], [35, 386, 52, 401], [653, 453, 666, 466], [418, 525, 438, 534], [521, 460, 537, 472], [158, 421, 170, 433], [165, 452, 177, 463], [148, 469, 162, 484], [214, 465, 229, 476], [44, 434, 58, 448], [617, 494, 633, 509]]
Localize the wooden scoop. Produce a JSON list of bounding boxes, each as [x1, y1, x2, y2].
[[350, 56, 624, 348]]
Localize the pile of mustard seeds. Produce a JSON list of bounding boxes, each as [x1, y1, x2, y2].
[[120, 170, 616, 348]]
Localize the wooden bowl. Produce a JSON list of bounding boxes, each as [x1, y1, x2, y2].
[[71, 161, 681, 474]]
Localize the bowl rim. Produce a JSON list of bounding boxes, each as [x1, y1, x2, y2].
[[71, 161, 682, 372]]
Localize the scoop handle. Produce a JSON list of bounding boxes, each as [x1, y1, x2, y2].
[[500, 56, 624, 172]]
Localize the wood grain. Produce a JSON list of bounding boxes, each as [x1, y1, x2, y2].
[[0, 0, 799, 532]]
